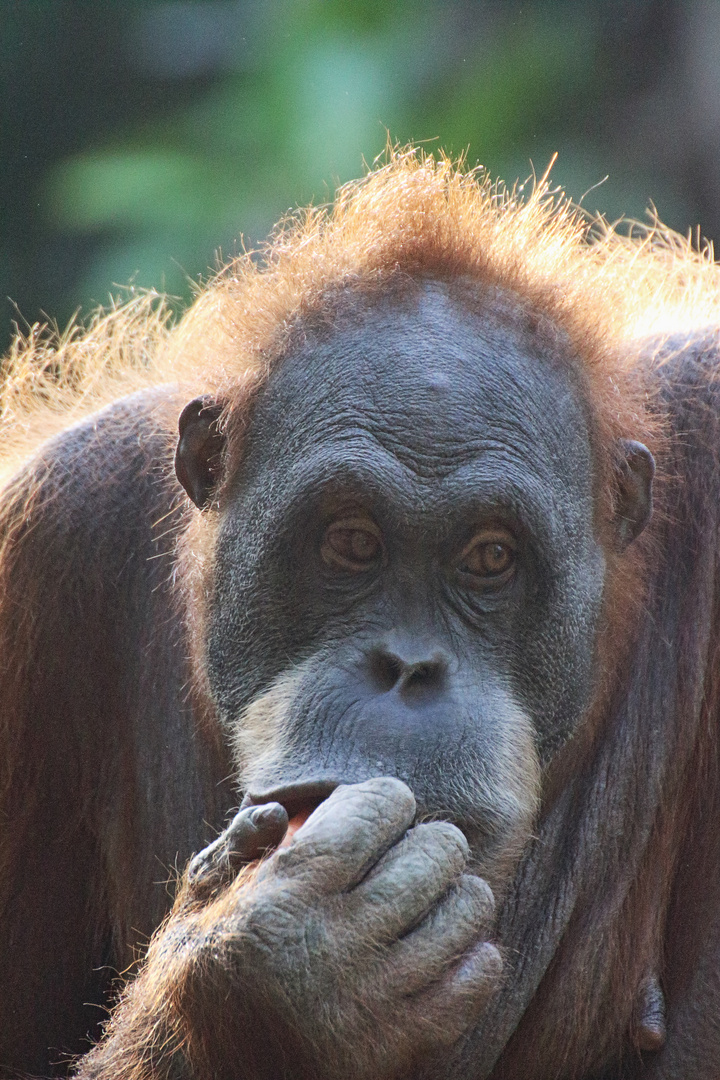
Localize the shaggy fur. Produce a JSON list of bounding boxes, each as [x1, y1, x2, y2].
[[5, 147, 718, 472], [3, 148, 720, 1079]]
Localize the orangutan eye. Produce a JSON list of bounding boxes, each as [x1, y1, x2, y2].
[[321, 518, 383, 571], [458, 530, 516, 583]]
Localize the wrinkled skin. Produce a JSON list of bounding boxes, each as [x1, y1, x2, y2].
[[207, 280, 615, 881], [4, 278, 653, 1080], [74, 280, 653, 1080], [169, 780, 501, 1080]]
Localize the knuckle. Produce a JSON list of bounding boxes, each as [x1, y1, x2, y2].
[[241, 887, 305, 952], [455, 941, 504, 989], [262, 842, 346, 893], [413, 821, 469, 863], [456, 873, 495, 916], [459, 872, 492, 907], [336, 776, 416, 816], [271, 842, 318, 873]]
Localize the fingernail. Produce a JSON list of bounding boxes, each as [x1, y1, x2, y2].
[[251, 802, 284, 826]]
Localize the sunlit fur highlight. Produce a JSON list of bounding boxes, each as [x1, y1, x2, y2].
[[3, 145, 720, 481], [6, 144, 718, 781], [4, 147, 720, 1079], [230, 668, 307, 781]]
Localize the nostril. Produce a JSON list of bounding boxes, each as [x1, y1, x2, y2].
[[369, 650, 405, 693], [403, 661, 435, 688], [367, 648, 447, 696], [400, 656, 446, 696]]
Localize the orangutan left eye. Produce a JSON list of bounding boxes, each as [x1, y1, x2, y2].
[[457, 530, 516, 583]]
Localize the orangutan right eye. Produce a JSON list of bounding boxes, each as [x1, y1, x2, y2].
[[321, 518, 383, 571]]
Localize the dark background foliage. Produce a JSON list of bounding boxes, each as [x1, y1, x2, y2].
[[2, 0, 719, 354]]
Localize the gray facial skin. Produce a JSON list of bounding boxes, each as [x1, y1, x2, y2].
[[204, 278, 606, 881]]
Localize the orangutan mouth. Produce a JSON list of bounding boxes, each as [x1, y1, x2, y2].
[[242, 780, 339, 845]]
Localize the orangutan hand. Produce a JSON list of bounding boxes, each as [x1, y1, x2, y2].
[[172, 777, 501, 1080]]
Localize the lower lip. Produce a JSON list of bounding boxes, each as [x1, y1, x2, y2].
[[279, 806, 314, 847]]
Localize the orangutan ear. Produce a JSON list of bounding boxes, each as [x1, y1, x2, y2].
[[175, 396, 226, 510], [613, 439, 655, 550]]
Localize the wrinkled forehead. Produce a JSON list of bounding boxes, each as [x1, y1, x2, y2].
[[246, 281, 594, 493]]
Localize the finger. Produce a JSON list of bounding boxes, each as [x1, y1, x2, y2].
[[348, 822, 469, 943], [383, 874, 495, 995], [269, 777, 416, 894], [188, 803, 288, 888], [411, 939, 503, 1044], [227, 802, 289, 861]]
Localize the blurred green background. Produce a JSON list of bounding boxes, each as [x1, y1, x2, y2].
[[3, 0, 719, 354]]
